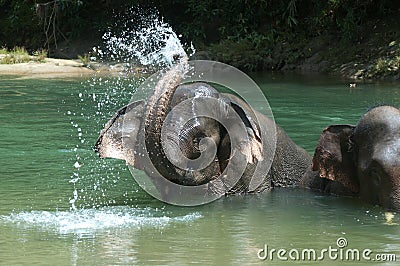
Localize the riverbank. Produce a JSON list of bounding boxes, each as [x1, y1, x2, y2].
[[2, 1, 398, 81], [0, 58, 94, 78], [0, 58, 148, 79], [1, 30, 399, 81], [205, 19, 400, 82]]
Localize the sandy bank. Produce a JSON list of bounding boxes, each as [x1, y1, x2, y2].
[[0, 58, 95, 78]]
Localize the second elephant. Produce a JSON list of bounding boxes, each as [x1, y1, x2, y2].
[[302, 105, 400, 211]]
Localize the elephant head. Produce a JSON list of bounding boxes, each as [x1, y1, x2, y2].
[[309, 106, 400, 210], [94, 81, 268, 195]]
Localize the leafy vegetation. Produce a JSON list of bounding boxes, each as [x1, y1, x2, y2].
[[78, 53, 91, 67], [1, 1, 397, 47], [33, 49, 48, 62], [0, 47, 47, 64], [0, 0, 399, 75], [370, 42, 400, 77]]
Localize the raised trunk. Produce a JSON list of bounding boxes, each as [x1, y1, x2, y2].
[[144, 62, 189, 184]]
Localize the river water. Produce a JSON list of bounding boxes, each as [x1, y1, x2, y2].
[[0, 73, 399, 265]]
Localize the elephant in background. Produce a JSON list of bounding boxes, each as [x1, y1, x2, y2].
[[94, 81, 312, 202], [302, 105, 400, 211]]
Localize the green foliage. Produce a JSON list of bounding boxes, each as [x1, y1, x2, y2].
[[33, 49, 48, 62], [78, 53, 91, 67], [0, 47, 9, 54], [0, 0, 398, 62], [395, 56, 400, 69], [0, 46, 47, 64], [364, 41, 400, 77], [375, 58, 390, 72], [306, 0, 398, 41], [0, 46, 30, 64], [0, 0, 42, 49], [283, 0, 298, 28], [210, 39, 258, 71], [209, 33, 273, 72], [12, 46, 28, 55]]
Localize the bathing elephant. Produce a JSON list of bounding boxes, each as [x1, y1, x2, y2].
[[302, 106, 400, 211], [94, 81, 311, 202]]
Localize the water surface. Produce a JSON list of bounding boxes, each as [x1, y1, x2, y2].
[[0, 74, 399, 265]]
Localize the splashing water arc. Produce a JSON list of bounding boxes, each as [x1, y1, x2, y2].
[[103, 10, 195, 69]]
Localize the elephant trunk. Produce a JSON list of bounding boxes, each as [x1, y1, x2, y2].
[[144, 62, 189, 184], [143, 60, 225, 186]]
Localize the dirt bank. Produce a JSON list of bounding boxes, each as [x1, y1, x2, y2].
[[0, 58, 96, 78]]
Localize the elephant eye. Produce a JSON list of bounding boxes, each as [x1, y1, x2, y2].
[[347, 138, 355, 153]]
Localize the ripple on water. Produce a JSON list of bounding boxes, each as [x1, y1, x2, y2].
[[0, 207, 202, 235]]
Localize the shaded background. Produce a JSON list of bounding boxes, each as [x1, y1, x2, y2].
[[1, 0, 399, 74]]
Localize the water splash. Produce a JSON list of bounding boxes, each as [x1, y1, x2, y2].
[[0, 207, 202, 236], [102, 8, 194, 69], [65, 70, 140, 209], [66, 8, 194, 209]]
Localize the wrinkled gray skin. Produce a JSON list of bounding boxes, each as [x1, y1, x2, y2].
[[95, 82, 311, 201], [302, 106, 400, 211]]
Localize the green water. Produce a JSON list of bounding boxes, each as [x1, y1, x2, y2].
[[0, 74, 399, 265]]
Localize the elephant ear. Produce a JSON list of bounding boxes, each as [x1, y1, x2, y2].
[[312, 125, 359, 195], [94, 100, 145, 167], [220, 93, 263, 164]]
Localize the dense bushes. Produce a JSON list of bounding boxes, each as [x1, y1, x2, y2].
[[0, 0, 398, 59]]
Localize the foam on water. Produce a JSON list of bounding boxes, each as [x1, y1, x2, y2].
[[0, 207, 202, 235]]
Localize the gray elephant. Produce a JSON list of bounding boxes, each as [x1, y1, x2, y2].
[[302, 106, 400, 211], [95, 81, 311, 202]]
